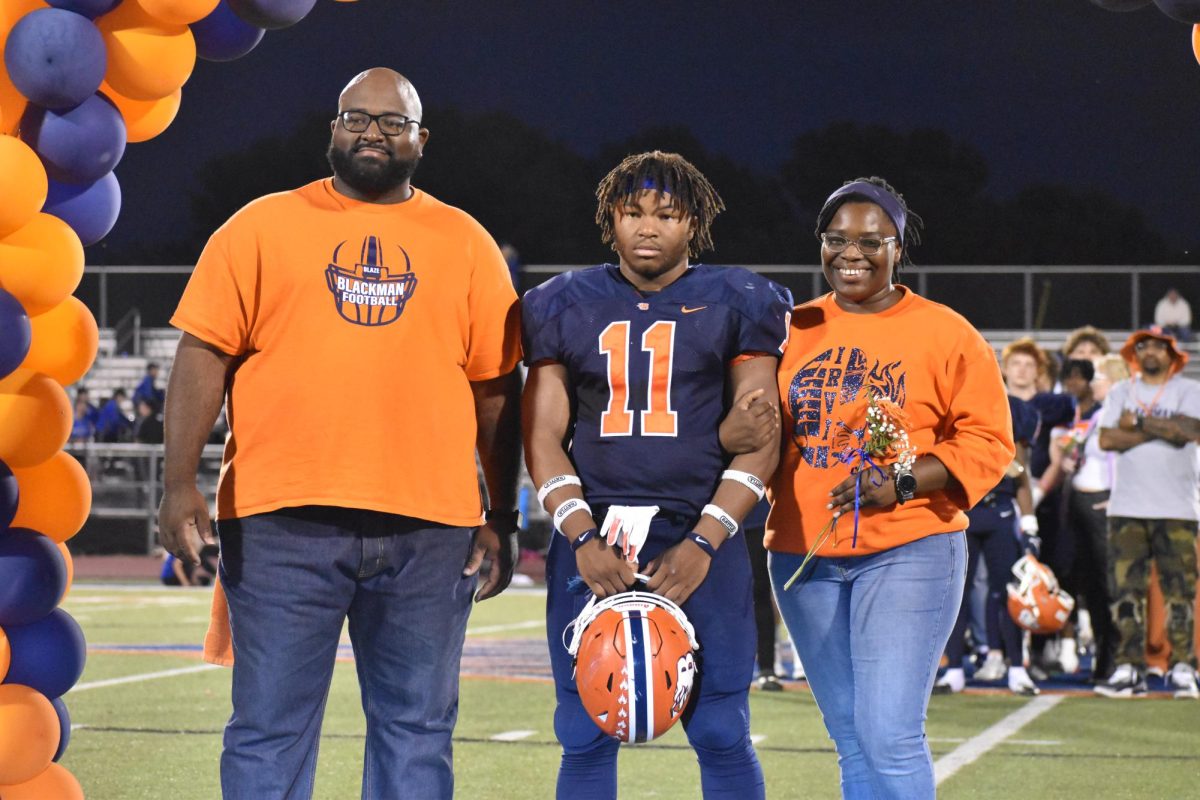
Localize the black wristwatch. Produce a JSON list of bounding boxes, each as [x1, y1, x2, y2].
[[484, 509, 520, 533], [894, 467, 917, 504]]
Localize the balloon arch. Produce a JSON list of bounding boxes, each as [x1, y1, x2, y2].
[[0, 0, 1196, 795]]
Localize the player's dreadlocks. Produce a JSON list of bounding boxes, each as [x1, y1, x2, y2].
[[815, 176, 924, 280], [595, 151, 725, 258]]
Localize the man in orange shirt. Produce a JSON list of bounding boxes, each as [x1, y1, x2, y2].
[[158, 68, 522, 799]]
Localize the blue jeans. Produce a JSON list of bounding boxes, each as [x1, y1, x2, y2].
[[217, 506, 477, 800], [769, 532, 966, 800]]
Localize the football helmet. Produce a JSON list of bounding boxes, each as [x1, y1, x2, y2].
[[566, 591, 699, 744], [1007, 554, 1074, 634]]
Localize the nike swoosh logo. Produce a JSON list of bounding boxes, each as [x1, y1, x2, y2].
[[681, 305, 707, 314]]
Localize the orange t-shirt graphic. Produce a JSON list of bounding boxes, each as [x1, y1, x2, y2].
[[766, 287, 1014, 556], [172, 179, 521, 526]]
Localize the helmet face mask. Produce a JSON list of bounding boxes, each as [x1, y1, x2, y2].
[[567, 591, 699, 744], [1007, 554, 1074, 634]]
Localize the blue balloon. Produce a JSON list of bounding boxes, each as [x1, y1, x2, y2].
[[192, 0, 265, 62], [47, 0, 122, 18], [0, 460, 17, 531], [20, 93, 127, 184], [228, 0, 316, 30], [0, 529, 67, 627], [44, 172, 122, 247], [1154, 0, 1200, 22], [0, 288, 31, 381], [51, 696, 71, 762], [2, 608, 87, 698], [3, 8, 107, 110]]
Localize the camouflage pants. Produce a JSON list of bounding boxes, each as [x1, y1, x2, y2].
[[1107, 517, 1198, 668]]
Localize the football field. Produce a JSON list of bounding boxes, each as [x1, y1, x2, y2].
[[61, 585, 1200, 799]]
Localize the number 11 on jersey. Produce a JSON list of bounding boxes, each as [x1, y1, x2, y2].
[[599, 320, 678, 437]]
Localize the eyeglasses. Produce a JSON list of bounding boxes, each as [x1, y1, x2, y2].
[[819, 233, 898, 256], [1134, 339, 1168, 352], [337, 111, 419, 136]]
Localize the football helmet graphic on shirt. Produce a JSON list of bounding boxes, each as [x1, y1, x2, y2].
[[324, 235, 419, 326], [566, 591, 699, 744], [1007, 553, 1075, 634]]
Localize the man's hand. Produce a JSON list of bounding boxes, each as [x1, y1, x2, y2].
[[828, 468, 898, 517], [1118, 410, 1139, 431], [575, 538, 636, 599], [718, 388, 779, 455], [463, 521, 518, 602], [158, 485, 216, 566], [644, 539, 711, 605]]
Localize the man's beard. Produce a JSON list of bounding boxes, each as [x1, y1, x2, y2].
[[1140, 357, 1164, 376], [327, 142, 420, 197]]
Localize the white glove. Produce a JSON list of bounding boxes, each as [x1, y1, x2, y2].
[[599, 505, 659, 563]]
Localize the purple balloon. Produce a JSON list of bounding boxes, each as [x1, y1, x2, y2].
[[0, 528, 67, 627], [1154, 0, 1200, 21], [1089, 0, 1152, 8], [2, 608, 87, 698], [0, 460, 16, 531], [44, 172, 122, 247], [51, 697, 71, 761], [3, 8, 107, 110], [228, 0, 316, 30], [47, 0, 122, 18], [192, 0, 265, 61], [20, 93, 127, 184], [0, 288, 31, 381]]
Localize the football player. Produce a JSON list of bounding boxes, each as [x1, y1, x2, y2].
[[522, 151, 792, 800]]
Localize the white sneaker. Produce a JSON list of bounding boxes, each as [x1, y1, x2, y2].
[[1146, 665, 1166, 679], [1008, 666, 1040, 696], [1058, 638, 1079, 675], [974, 651, 1007, 682], [933, 668, 965, 695], [1076, 609, 1094, 651], [1094, 664, 1148, 698], [1168, 663, 1200, 700]]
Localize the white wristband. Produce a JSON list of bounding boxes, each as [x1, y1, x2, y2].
[[1020, 514, 1039, 536], [553, 498, 593, 534], [722, 469, 765, 501], [538, 474, 582, 508], [702, 504, 738, 537]]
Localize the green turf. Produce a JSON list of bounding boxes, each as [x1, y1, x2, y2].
[[57, 585, 1200, 799]]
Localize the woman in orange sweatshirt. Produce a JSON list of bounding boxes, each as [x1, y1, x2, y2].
[[766, 177, 1014, 799]]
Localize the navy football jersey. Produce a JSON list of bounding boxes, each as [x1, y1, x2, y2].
[[523, 264, 793, 518]]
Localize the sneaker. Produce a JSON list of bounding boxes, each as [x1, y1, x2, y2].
[[933, 668, 965, 695], [1146, 665, 1166, 680], [1008, 666, 1040, 696], [754, 671, 783, 692], [1058, 638, 1079, 676], [1168, 663, 1200, 699], [1094, 664, 1148, 698], [974, 651, 1007, 682]]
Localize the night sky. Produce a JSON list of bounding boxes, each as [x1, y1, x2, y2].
[[102, 0, 1200, 260]]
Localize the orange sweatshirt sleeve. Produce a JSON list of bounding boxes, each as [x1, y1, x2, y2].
[[927, 325, 1015, 509], [170, 214, 260, 356]]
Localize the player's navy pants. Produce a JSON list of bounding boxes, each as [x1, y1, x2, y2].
[[546, 516, 764, 800], [217, 506, 476, 800], [770, 531, 966, 800]]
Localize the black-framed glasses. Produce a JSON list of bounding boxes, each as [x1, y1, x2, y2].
[[819, 233, 898, 256], [337, 110, 419, 136]]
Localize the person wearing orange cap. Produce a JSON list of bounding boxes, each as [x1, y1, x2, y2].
[[1095, 327, 1200, 699]]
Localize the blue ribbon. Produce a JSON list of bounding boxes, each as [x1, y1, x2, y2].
[[833, 446, 887, 549]]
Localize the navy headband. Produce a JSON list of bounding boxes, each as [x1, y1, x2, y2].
[[821, 181, 906, 242]]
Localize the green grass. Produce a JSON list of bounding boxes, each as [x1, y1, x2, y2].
[[56, 586, 1200, 799]]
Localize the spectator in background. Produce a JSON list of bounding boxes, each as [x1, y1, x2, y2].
[[75, 387, 100, 429], [70, 396, 95, 443], [96, 389, 132, 442], [1155, 288, 1193, 343], [1063, 325, 1112, 364], [500, 242, 521, 289], [161, 544, 219, 587], [133, 362, 166, 409], [133, 398, 164, 445]]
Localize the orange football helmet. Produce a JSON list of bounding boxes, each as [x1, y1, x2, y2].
[[1007, 554, 1075, 634], [566, 591, 699, 744]]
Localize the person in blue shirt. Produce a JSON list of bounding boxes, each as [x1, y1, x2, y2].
[[96, 389, 132, 442], [132, 362, 166, 409]]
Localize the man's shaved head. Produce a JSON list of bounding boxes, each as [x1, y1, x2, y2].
[[338, 68, 422, 121]]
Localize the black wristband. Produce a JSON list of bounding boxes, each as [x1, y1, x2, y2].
[[1134, 415, 1145, 431], [485, 509, 520, 532], [685, 531, 717, 559], [571, 527, 598, 552]]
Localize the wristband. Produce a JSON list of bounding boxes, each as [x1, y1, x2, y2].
[[721, 469, 766, 500], [553, 498, 593, 534], [571, 527, 599, 552], [484, 509, 520, 532], [702, 504, 738, 537], [685, 531, 717, 559], [1134, 415, 1145, 432], [537, 474, 582, 508], [1020, 514, 1039, 536]]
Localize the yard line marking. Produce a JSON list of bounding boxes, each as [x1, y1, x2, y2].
[[930, 736, 1062, 746], [466, 620, 543, 635], [71, 664, 221, 693], [934, 695, 1063, 785], [490, 730, 538, 742], [751, 734, 767, 745]]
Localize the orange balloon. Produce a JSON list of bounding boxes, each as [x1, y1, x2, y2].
[[11, 451, 92, 543], [0, 684, 58, 785], [0, 213, 84, 316], [19, 296, 99, 386], [57, 541, 73, 602], [0, 763, 84, 800], [137, 0, 218, 25], [0, 136, 47, 239], [1194, 24, 1199, 67], [98, 0, 196, 101], [0, 369, 71, 468], [0, 626, 9, 682], [100, 82, 182, 143]]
